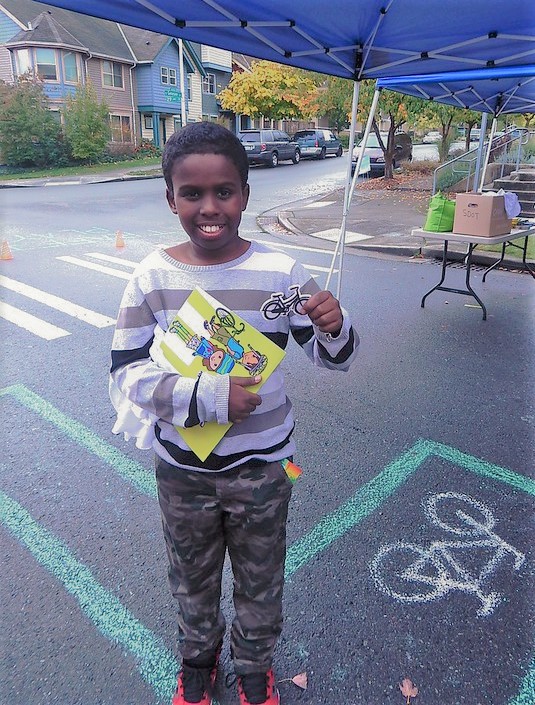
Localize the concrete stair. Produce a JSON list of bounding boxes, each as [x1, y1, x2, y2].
[[486, 167, 535, 217]]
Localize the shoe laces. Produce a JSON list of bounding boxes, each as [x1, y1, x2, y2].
[[181, 664, 211, 703], [239, 672, 268, 704]]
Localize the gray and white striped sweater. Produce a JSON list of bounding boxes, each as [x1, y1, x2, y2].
[[110, 241, 358, 471]]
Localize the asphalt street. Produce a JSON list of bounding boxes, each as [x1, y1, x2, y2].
[[1, 161, 534, 705]]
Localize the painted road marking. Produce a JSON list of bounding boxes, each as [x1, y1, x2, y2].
[[85, 252, 138, 267], [0, 301, 70, 340], [63, 249, 333, 278], [57, 255, 131, 279], [0, 490, 178, 701], [0, 385, 156, 499], [0, 275, 115, 328], [1, 386, 533, 704], [370, 492, 525, 616], [255, 238, 336, 255]]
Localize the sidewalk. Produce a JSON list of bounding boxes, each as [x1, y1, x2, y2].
[[261, 173, 535, 270], [1, 166, 533, 269]]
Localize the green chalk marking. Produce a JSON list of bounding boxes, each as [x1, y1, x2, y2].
[[0, 490, 177, 701], [285, 438, 431, 577], [286, 438, 535, 577], [0, 384, 156, 498], [429, 440, 535, 497], [2, 385, 533, 704], [507, 659, 535, 705]]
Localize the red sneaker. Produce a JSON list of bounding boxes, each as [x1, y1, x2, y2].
[[172, 647, 220, 705], [237, 670, 280, 705]]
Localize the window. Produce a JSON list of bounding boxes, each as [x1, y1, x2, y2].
[[110, 115, 132, 143], [202, 73, 215, 94], [161, 66, 177, 85], [15, 49, 31, 76], [144, 115, 153, 129], [36, 48, 57, 81], [63, 52, 80, 83], [102, 61, 123, 88], [187, 74, 192, 101]]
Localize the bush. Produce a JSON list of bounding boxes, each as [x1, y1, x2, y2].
[[134, 140, 161, 158], [0, 77, 63, 167], [403, 159, 438, 175], [101, 143, 136, 162], [64, 81, 110, 163]]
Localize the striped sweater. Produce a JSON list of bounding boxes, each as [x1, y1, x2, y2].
[[110, 241, 359, 471]]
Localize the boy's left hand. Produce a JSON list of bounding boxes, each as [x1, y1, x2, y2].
[[302, 290, 343, 336]]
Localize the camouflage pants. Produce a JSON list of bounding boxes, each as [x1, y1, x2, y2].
[[155, 456, 293, 674]]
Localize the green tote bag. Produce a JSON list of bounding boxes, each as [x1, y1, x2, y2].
[[423, 192, 456, 232]]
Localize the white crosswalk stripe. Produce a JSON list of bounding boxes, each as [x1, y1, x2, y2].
[[57, 256, 132, 279], [0, 301, 70, 340], [0, 275, 115, 328], [1, 243, 336, 340]]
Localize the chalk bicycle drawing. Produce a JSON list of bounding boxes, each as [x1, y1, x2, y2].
[[261, 285, 310, 320], [370, 492, 525, 617]]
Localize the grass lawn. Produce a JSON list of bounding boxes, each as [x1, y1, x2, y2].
[[478, 234, 535, 260], [0, 156, 161, 181]]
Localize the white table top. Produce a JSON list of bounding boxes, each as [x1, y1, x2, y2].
[[411, 224, 535, 245]]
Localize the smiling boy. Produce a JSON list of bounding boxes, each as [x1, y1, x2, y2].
[[110, 122, 359, 705]]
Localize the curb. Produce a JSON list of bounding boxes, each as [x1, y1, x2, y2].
[[0, 170, 162, 189], [274, 212, 535, 272]]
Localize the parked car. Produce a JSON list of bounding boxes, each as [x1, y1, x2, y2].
[[291, 129, 343, 159], [238, 129, 300, 167], [351, 132, 412, 176], [423, 130, 441, 143]]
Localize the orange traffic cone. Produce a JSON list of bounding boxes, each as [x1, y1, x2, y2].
[[115, 230, 125, 249], [0, 239, 13, 260]]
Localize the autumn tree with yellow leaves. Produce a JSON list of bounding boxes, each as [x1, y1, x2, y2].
[[219, 60, 317, 122]]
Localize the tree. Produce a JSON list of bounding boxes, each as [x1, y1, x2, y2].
[[0, 76, 62, 167], [219, 60, 317, 121], [357, 83, 424, 179], [456, 108, 479, 152], [312, 76, 353, 133], [64, 80, 110, 163]]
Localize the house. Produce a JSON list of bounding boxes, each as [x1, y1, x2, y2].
[[0, 0, 233, 149], [1, 0, 136, 147], [119, 25, 207, 146]]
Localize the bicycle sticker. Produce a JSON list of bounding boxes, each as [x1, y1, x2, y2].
[[260, 284, 310, 321], [369, 492, 525, 617]]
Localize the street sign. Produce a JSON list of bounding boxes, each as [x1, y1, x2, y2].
[[164, 88, 181, 103]]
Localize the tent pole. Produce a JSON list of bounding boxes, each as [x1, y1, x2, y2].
[[327, 85, 381, 299], [478, 116, 497, 192], [472, 112, 488, 191], [326, 80, 359, 295]]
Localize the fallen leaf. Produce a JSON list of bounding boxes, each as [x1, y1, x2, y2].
[[278, 671, 308, 690], [292, 672, 308, 690], [400, 677, 418, 699]]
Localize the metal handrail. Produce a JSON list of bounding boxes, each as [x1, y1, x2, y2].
[[432, 127, 530, 195]]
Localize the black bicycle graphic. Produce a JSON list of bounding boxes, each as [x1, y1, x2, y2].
[[261, 285, 310, 320]]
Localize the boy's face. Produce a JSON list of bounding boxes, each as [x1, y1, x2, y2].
[[166, 153, 250, 264]]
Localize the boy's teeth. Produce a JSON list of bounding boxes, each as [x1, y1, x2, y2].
[[200, 225, 221, 233]]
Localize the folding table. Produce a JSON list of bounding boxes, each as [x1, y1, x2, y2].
[[411, 225, 535, 320]]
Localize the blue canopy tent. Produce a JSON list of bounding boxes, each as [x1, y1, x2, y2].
[[40, 0, 535, 294], [375, 65, 535, 194]]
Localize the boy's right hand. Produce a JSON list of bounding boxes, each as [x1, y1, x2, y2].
[[229, 376, 262, 423]]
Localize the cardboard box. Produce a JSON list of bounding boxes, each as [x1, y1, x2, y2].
[[453, 193, 512, 237]]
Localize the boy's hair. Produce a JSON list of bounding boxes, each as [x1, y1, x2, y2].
[[162, 122, 249, 193]]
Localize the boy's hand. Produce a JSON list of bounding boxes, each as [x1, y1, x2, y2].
[[302, 290, 343, 336], [229, 376, 262, 423]]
